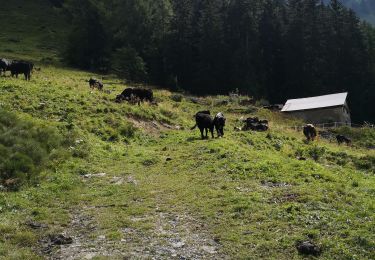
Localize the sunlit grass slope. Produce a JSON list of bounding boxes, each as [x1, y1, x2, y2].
[[0, 1, 374, 258], [0, 66, 374, 259]]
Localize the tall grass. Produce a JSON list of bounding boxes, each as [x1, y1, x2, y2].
[[0, 109, 68, 190]]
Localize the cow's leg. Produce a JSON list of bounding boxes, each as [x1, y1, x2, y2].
[[199, 127, 204, 139], [211, 127, 214, 138]]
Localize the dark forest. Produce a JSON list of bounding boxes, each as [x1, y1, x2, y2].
[[63, 0, 375, 123]]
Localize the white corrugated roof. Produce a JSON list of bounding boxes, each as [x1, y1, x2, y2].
[[281, 92, 348, 112]]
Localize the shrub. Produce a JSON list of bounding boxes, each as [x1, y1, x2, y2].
[[353, 155, 375, 173], [0, 109, 67, 190], [307, 145, 326, 161]]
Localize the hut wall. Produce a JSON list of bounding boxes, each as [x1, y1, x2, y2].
[[286, 106, 351, 124]]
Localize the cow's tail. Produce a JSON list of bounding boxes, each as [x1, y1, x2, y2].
[[190, 124, 197, 130]]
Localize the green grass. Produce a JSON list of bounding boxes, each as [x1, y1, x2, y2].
[[0, 66, 374, 259], [0, 2, 374, 258], [0, 109, 71, 190], [0, 0, 68, 63]]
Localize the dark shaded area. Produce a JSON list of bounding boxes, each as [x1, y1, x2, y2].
[[63, 0, 375, 123], [49, 0, 64, 8]]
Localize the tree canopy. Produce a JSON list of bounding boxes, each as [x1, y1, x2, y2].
[[63, 0, 375, 123]]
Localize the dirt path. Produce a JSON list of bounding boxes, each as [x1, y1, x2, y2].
[[42, 175, 225, 259], [44, 209, 224, 259]]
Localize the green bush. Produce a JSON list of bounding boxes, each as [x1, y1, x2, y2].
[[353, 155, 375, 173], [0, 110, 67, 190], [307, 145, 326, 161]]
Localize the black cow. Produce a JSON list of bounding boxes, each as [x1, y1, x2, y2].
[[0, 59, 6, 75], [195, 110, 210, 116], [116, 88, 133, 102], [0, 58, 13, 76], [336, 135, 351, 145], [132, 88, 153, 103], [89, 78, 103, 90], [213, 112, 226, 137], [303, 124, 317, 142], [10, 61, 33, 80], [256, 123, 269, 131], [241, 117, 269, 131], [245, 117, 259, 124], [115, 88, 153, 104], [191, 111, 214, 139]]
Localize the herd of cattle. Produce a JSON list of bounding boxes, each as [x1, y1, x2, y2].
[[0, 58, 34, 80], [191, 111, 226, 139], [303, 124, 351, 145], [0, 62, 352, 145], [88, 78, 154, 105], [87, 80, 353, 145], [190, 113, 351, 145]]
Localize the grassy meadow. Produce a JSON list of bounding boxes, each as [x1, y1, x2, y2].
[[0, 1, 374, 259], [0, 66, 373, 259]]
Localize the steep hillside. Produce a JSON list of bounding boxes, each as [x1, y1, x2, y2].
[[0, 1, 374, 259], [0, 66, 374, 259], [0, 0, 68, 62]]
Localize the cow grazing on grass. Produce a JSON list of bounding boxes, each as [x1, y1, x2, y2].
[[336, 135, 351, 145], [255, 123, 269, 131], [115, 88, 153, 104], [213, 112, 226, 137], [89, 78, 103, 91], [132, 88, 153, 103], [10, 60, 33, 80], [115, 88, 133, 102], [191, 111, 214, 139], [242, 117, 269, 131], [303, 124, 317, 142]]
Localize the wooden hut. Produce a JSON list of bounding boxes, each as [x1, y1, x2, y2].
[[281, 92, 351, 125]]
